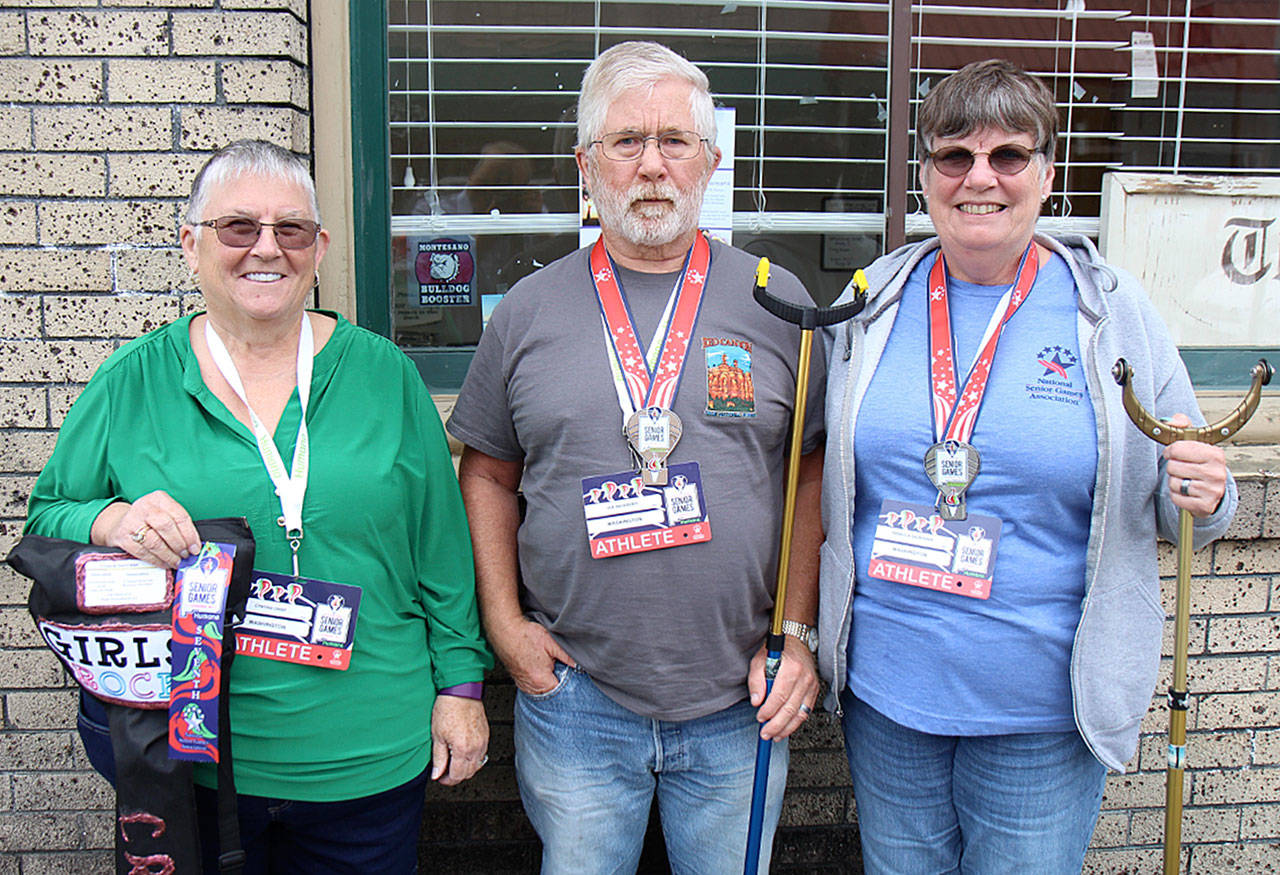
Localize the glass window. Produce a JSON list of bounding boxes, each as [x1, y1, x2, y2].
[[378, 0, 1279, 389]]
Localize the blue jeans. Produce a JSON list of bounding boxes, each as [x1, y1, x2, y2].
[[516, 663, 787, 874], [841, 690, 1105, 875]]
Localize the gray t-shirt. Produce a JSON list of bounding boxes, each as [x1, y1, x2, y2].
[[447, 239, 825, 720]]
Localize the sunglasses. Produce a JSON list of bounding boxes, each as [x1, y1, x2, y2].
[[925, 144, 1041, 178], [196, 216, 321, 250]]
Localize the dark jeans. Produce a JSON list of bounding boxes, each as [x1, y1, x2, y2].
[[79, 692, 428, 873], [194, 769, 428, 874]]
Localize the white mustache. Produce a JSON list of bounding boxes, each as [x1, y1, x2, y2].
[[628, 185, 679, 206]]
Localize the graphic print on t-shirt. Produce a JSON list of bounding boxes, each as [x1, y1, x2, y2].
[[1025, 344, 1085, 407], [703, 337, 756, 417]]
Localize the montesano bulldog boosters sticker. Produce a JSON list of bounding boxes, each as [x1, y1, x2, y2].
[[704, 337, 756, 417], [413, 237, 476, 306]]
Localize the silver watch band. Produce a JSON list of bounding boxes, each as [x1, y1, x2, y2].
[[781, 620, 817, 652]]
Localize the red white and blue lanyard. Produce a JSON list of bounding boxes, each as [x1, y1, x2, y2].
[[205, 316, 312, 577], [927, 243, 1039, 444], [590, 232, 711, 423]]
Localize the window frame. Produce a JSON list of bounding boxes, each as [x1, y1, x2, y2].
[[349, 0, 1279, 392]]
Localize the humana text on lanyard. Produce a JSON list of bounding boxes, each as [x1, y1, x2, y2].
[[590, 232, 710, 485], [205, 316, 313, 576], [924, 242, 1038, 520]]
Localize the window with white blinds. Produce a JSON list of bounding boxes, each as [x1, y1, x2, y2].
[[385, 0, 1278, 350]]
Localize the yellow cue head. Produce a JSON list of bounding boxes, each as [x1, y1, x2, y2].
[[853, 268, 869, 294], [755, 258, 771, 288]]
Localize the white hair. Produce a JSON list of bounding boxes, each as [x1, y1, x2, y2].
[[183, 139, 321, 229], [576, 41, 717, 168]]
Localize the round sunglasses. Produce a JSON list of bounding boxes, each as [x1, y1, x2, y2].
[[925, 144, 1042, 178], [196, 216, 321, 250]]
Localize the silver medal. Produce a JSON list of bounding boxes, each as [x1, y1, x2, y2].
[[625, 406, 683, 485], [925, 439, 980, 521]]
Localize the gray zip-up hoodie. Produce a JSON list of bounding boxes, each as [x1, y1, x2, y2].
[[818, 233, 1236, 772]]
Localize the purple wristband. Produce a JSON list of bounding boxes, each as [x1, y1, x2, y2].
[[437, 682, 484, 700]]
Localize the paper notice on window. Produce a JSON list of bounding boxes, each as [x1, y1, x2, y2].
[[1131, 33, 1159, 99]]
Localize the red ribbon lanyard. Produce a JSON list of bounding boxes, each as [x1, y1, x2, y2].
[[590, 232, 711, 412], [928, 243, 1039, 443]]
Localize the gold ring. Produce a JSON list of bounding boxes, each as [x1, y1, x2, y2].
[[131, 525, 149, 544]]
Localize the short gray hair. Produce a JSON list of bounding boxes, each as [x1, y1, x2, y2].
[[183, 139, 320, 228], [576, 41, 717, 166], [916, 59, 1059, 164]]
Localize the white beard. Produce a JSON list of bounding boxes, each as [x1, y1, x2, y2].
[[588, 174, 705, 249]]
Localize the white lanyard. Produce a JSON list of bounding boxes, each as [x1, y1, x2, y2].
[[600, 283, 680, 424], [205, 315, 313, 576], [592, 234, 710, 429]]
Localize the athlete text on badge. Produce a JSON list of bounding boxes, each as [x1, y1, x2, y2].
[[239, 635, 315, 663], [867, 557, 991, 599]]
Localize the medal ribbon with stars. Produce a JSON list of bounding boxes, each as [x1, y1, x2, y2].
[[590, 231, 711, 413], [927, 242, 1039, 443]]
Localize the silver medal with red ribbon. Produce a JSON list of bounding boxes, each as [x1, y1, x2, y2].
[[926, 243, 1039, 520], [591, 233, 710, 485]]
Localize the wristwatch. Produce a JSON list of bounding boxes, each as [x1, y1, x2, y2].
[[781, 620, 818, 653]]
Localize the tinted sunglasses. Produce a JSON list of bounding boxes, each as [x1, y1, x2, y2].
[[197, 216, 321, 250], [925, 144, 1040, 178]]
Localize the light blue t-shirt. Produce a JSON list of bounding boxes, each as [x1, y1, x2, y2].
[[847, 250, 1097, 734]]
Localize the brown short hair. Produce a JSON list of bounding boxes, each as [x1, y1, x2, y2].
[[916, 60, 1058, 164]]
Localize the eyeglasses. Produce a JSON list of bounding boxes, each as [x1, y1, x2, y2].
[[196, 216, 321, 250], [590, 131, 709, 162], [925, 144, 1041, 178]]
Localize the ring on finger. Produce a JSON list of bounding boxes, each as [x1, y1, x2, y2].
[[1180, 478, 1192, 496], [479, 755, 489, 768], [798, 703, 812, 716], [131, 525, 149, 544]]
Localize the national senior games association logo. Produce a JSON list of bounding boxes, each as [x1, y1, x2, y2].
[[1026, 344, 1085, 406]]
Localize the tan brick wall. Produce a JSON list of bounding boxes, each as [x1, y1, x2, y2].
[[1079, 481, 1280, 874], [0, 4, 311, 871]]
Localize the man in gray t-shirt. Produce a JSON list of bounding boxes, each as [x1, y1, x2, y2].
[[447, 41, 823, 874]]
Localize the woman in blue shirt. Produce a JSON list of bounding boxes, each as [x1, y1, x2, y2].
[[817, 60, 1235, 874]]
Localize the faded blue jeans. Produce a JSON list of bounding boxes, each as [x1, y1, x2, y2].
[[515, 662, 787, 874], [841, 689, 1106, 875]]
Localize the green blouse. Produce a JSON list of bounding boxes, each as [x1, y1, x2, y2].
[[26, 312, 491, 801]]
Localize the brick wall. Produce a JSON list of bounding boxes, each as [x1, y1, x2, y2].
[[1, 4, 1279, 874], [0, 3, 309, 872]]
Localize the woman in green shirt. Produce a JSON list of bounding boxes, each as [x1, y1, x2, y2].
[[25, 140, 491, 872]]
